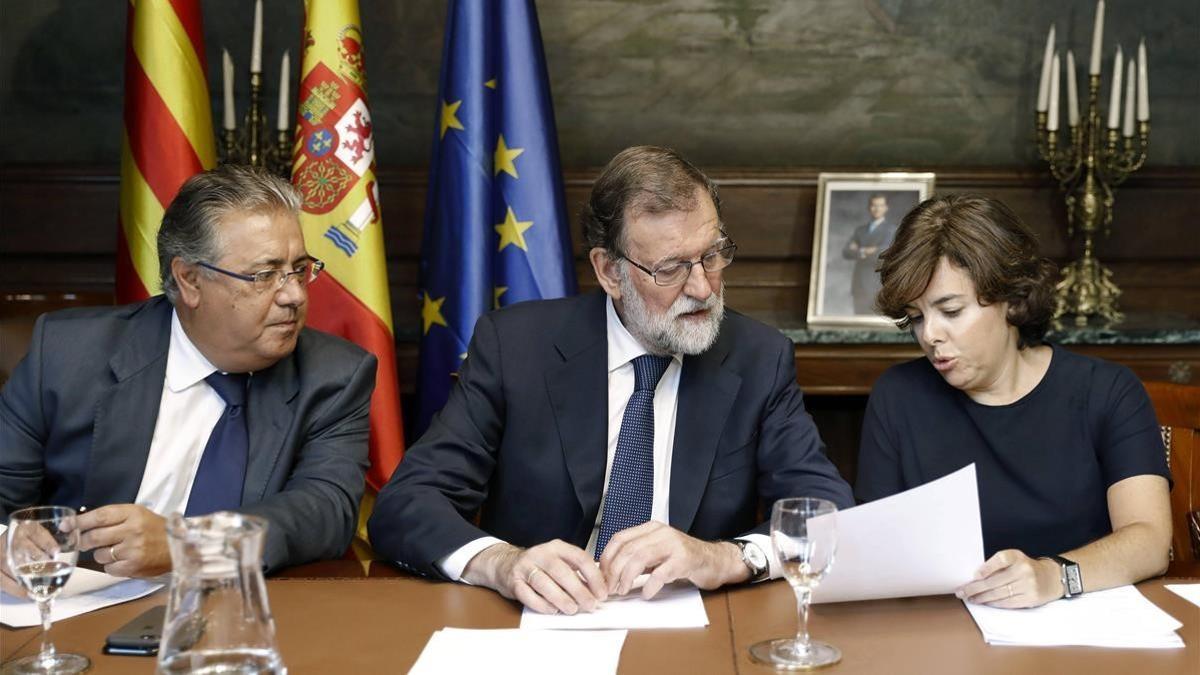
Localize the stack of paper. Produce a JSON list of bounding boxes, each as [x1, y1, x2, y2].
[[520, 584, 709, 630], [965, 585, 1184, 648], [0, 568, 162, 628], [408, 627, 627, 675], [1165, 584, 1200, 608]]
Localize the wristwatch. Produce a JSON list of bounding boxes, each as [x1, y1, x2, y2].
[[1047, 554, 1083, 598], [730, 540, 769, 582]]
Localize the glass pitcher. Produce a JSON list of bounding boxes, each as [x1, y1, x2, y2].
[[157, 512, 285, 675]]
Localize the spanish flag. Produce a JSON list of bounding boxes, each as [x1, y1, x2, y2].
[[292, 0, 405, 551], [117, 0, 215, 302]]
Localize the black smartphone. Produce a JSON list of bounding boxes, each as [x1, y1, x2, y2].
[[103, 605, 166, 656]]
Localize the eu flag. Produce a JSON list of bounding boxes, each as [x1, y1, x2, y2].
[[417, 0, 577, 434]]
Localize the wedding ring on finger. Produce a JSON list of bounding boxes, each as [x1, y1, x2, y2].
[[110, 545, 119, 563], [1006, 583, 1013, 598], [525, 567, 543, 585]]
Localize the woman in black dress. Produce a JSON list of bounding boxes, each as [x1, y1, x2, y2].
[[856, 194, 1171, 609]]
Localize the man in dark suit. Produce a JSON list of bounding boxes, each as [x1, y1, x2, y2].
[[369, 146, 851, 614], [0, 165, 375, 592], [841, 193, 897, 314]]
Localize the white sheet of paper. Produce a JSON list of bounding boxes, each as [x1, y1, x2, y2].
[[808, 464, 984, 604], [0, 568, 163, 628], [964, 585, 1184, 649], [408, 627, 627, 675], [519, 584, 708, 630], [1165, 583, 1200, 608]]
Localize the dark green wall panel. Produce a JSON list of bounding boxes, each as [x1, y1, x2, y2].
[[1, 0, 1195, 167]]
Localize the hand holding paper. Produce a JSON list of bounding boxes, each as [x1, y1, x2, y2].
[[955, 549, 1064, 609], [462, 540, 607, 615], [598, 521, 748, 599]]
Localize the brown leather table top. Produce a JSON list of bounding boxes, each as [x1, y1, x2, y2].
[[729, 577, 1200, 675], [3, 563, 1198, 674]]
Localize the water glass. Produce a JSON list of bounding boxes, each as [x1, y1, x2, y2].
[[4, 505, 91, 674], [749, 497, 840, 670]]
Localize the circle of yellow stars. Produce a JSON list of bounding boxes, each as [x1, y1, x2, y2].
[[426, 77, 537, 338]]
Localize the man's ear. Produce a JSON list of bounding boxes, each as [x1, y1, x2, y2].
[[589, 248, 622, 300], [172, 258, 203, 309]]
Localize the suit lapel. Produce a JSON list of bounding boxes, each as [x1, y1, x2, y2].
[[669, 335, 741, 533], [545, 293, 609, 546], [243, 346, 300, 504], [83, 298, 173, 508]]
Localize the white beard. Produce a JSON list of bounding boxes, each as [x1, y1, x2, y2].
[[617, 266, 725, 356]]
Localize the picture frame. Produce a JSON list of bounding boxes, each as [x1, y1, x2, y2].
[[806, 172, 936, 328]]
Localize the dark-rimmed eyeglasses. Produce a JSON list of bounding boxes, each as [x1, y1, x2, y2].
[[198, 258, 325, 293], [620, 242, 737, 287]]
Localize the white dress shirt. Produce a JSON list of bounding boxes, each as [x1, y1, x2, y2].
[[438, 296, 776, 581], [131, 311, 225, 517]]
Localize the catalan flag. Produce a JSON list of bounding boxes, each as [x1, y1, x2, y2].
[[417, 0, 577, 434], [292, 0, 404, 538], [117, 0, 215, 302]]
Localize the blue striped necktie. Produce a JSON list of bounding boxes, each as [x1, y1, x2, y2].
[[595, 354, 671, 559], [185, 372, 249, 516]]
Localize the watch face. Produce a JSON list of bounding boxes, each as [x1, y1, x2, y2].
[[745, 543, 768, 570], [1065, 565, 1083, 594]]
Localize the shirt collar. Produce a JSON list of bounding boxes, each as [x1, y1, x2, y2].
[[166, 310, 220, 393], [606, 295, 682, 373]]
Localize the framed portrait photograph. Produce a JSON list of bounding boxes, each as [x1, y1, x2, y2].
[[806, 172, 936, 328]]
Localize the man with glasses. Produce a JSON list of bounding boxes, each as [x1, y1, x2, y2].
[[370, 146, 851, 614], [0, 165, 375, 590]]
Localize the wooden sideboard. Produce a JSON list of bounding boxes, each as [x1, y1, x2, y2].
[[786, 320, 1200, 395]]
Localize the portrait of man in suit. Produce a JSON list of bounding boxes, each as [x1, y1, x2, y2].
[[370, 145, 853, 614], [841, 193, 897, 314], [0, 165, 376, 591], [808, 177, 930, 326]]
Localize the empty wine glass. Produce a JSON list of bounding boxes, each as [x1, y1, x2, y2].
[[4, 505, 91, 674], [749, 497, 840, 670]]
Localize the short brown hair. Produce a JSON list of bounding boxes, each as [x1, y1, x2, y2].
[[875, 194, 1057, 349], [581, 145, 722, 257]]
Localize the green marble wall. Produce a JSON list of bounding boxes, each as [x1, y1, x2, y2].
[[1, 0, 1196, 168]]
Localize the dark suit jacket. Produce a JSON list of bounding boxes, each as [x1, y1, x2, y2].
[[369, 291, 852, 577], [0, 296, 376, 572], [841, 220, 898, 314]]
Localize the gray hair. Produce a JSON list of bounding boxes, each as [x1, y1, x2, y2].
[[157, 164, 302, 303], [580, 145, 722, 258]]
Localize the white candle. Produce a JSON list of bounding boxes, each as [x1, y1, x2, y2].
[[1106, 46, 1122, 129], [1037, 24, 1056, 112], [1066, 50, 1079, 127], [222, 49, 235, 131], [251, 0, 263, 74], [277, 51, 290, 131], [1137, 39, 1150, 121], [1089, 0, 1105, 75], [1123, 58, 1135, 137], [1048, 53, 1060, 132]]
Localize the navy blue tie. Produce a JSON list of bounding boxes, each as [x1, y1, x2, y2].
[[595, 354, 672, 559], [185, 372, 249, 516]]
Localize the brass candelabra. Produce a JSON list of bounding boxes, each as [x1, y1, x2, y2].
[[1036, 76, 1148, 327], [220, 71, 292, 179]]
